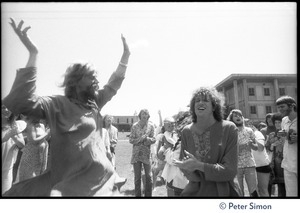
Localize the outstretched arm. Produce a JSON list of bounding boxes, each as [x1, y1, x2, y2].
[[158, 110, 163, 127], [114, 34, 130, 78], [9, 18, 38, 68], [96, 34, 130, 109]]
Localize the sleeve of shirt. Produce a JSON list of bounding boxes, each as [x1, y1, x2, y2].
[[112, 127, 118, 143], [148, 124, 156, 144], [129, 124, 141, 145], [96, 71, 125, 110], [2, 67, 46, 120], [203, 123, 238, 182], [255, 130, 265, 146]]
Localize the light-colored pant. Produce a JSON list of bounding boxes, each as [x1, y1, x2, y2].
[[2, 169, 13, 195], [111, 153, 116, 169], [256, 172, 270, 197], [284, 169, 298, 197], [237, 167, 257, 196]]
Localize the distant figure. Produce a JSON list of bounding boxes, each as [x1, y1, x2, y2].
[[247, 120, 272, 197], [16, 116, 50, 182], [151, 110, 165, 189], [257, 122, 267, 131], [265, 113, 286, 197], [3, 17, 130, 196], [260, 113, 276, 141], [275, 96, 297, 197], [129, 109, 156, 197], [103, 115, 127, 189], [227, 109, 258, 197], [158, 116, 188, 196], [103, 115, 119, 169], [2, 106, 26, 194]]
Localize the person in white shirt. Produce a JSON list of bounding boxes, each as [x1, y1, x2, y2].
[[2, 106, 26, 194], [275, 96, 297, 197], [246, 120, 271, 197], [157, 117, 188, 196], [103, 115, 119, 169]]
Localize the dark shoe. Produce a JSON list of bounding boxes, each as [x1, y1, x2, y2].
[[251, 190, 259, 197]]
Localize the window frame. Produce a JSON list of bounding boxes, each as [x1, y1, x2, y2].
[[249, 87, 255, 96], [250, 105, 257, 114], [264, 87, 270, 96]]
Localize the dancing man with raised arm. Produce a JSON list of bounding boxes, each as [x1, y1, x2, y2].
[[2, 18, 130, 196]]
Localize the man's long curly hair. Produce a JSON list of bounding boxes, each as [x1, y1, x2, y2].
[[189, 87, 225, 123]]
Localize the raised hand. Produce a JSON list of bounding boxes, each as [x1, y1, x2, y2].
[[121, 34, 130, 56], [9, 18, 38, 54]]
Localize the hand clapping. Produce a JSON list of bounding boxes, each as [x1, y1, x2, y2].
[[173, 150, 200, 172]]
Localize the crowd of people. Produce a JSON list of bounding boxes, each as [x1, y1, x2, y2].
[[2, 18, 298, 197]]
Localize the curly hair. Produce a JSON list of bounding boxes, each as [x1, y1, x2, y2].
[[60, 62, 97, 98], [189, 87, 225, 122]]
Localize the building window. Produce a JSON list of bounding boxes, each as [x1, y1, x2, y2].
[[250, 106, 257, 114], [131, 118, 133, 123], [249, 88, 255, 96], [117, 118, 119, 123], [279, 88, 285, 96], [266, 106, 272, 114], [127, 118, 129, 123], [264, 88, 270, 96]]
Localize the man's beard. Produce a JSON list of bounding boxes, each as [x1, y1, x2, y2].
[[282, 107, 292, 117], [84, 85, 98, 100]]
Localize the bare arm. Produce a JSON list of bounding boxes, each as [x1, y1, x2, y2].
[[114, 34, 130, 78], [27, 124, 48, 143], [11, 133, 25, 149], [9, 18, 38, 68], [158, 110, 163, 127]]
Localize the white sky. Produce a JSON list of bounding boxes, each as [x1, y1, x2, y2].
[[1, 2, 297, 125]]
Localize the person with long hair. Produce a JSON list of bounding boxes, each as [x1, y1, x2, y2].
[[227, 109, 259, 197], [173, 87, 241, 197], [16, 116, 49, 182], [247, 120, 272, 197], [129, 109, 156, 197], [265, 113, 286, 197], [3, 18, 130, 196], [102, 115, 127, 188], [2, 106, 26, 194]]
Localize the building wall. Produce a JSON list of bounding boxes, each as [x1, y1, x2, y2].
[[219, 76, 297, 124], [110, 115, 139, 132]]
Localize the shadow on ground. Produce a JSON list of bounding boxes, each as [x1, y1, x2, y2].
[[121, 177, 166, 197]]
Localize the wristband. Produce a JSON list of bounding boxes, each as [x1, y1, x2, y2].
[[119, 62, 128, 67]]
